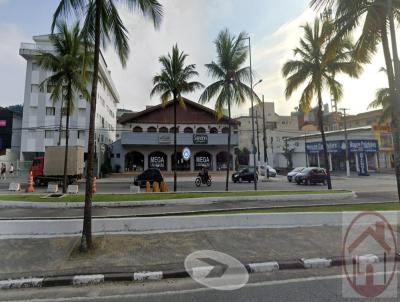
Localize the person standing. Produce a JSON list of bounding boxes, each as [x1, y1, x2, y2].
[[9, 163, 14, 177], [1, 163, 6, 180]]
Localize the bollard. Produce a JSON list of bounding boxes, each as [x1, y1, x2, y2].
[[153, 181, 160, 192], [146, 181, 151, 192], [25, 171, 34, 193], [160, 181, 165, 192], [92, 177, 97, 194], [163, 182, 168, 192]]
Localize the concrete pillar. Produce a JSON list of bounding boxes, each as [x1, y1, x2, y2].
[[190, 154, 194, 171], [365, 153, 369, 173], [317, 154, 321, 168], [143, 151, 148, 170], [375, 153, 379, 172], [328, 153, 333, 172], [167, 151, 172, 172], [212, 151, 217, 172]]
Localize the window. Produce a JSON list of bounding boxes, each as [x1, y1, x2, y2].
[[32, 63, 39, 71], [46, 107, 55, 116], [196, 127, 206, 133], [210, 127, 218, 134], [133, 126, 143, 133], [116, 153, 120, 158], [222, 127, 229, 134], [147, 126, 157, 133], [31, 84, 40, 93], [78, 130, 85, 139], [47, 85, 55, 94], [170, 127, 178, 133], [159, 127, 168, 133], [184, 127, 193, 133], [45, 130, 53, 139]]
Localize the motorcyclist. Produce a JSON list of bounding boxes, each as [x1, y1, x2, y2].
[[198, 166, 209, 183]]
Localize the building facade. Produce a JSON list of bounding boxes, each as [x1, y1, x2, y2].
[[111, 99, 239, 172], [236, 102, 303, 168], [0, 107, 22, 168], [19, 35, 119, 162]]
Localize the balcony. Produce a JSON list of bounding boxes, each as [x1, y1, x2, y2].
[[121, 132, 239, 146]]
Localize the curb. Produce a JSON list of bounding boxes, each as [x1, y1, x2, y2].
[[0, 192, 356, 209], [1, 252, 397, 290]]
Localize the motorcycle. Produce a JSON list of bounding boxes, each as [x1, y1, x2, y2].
[[195, 175, 212, 187]]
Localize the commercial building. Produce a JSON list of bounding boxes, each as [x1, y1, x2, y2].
[[235, 101, 304, 168], [0, 107, 22, 167], [111, 99, 239, 172], [286, 126, 384, 173], [19, 34, 119, 162]]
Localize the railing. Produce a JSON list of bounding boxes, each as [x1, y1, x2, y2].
[[20, 43, 55, 52]]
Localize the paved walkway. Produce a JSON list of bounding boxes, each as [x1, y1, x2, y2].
[[2, 225, 397, 280]]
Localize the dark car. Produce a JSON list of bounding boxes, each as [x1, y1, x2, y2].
[[134, 168, 164, 187], [294, 167, 327, 185], [232, 168, 258, 183], [287, 167, 305, 182]]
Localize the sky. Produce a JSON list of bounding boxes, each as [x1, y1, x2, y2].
[[0, 0, 389, 117]]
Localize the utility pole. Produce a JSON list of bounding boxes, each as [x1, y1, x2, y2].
[[304, 131, 308, 167], [340, 108, 351, 177], [262, 95, 268, 164], [256, 110, 261, 163]]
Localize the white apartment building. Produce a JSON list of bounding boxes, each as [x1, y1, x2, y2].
[[19, 35, 119, 162], [236, 102, 304, 168]]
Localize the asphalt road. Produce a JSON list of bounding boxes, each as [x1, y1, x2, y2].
[[2, 268, 399, 301]]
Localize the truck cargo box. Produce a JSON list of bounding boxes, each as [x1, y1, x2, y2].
[[43, 146, 84, 176]]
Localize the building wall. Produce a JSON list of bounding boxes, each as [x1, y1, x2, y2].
[[19, 36, 119, 161]]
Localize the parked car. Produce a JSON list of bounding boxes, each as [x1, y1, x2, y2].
[[134, 168, 164, 187], [294, 167, 327, 185], [259, 165, 277, 178], [232, 168, 258, 183], [287, 167, 306, 182]]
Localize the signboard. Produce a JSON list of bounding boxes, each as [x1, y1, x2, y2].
[[0, 120, 6, 127], [306, 140, 378, 154], [193, 134, 208, 145], [357, 152, 369, 176], [195, 153, 212, 170], [182, 147, 191, 161], [149, 153, 167, 170], [158, 134, 172, 145]]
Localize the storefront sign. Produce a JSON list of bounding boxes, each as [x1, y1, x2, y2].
[[195, 155, 211, 169], [306, 140, 378, 154], [193, 134, 208, 145], [149, 155, 166, 169], [357, 152, 369, 176], [158, 134, 172, 144], [182, 147, 191, 161]]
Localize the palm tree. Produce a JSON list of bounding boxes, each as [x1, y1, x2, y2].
[[199, 29, 261, 191], [282, 17, 362, 189], [311, 0, 400, 199], [52, 0, 163, 251], [150, 45, 204, 192], [35, 22, 91, 194], [368, 68, 391, 122]]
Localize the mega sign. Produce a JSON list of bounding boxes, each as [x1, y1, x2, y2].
[[149, 155, 166, 169], [306, 140, 378, 154], [195, 155, 211, 169], [193, 134, 208, 145]]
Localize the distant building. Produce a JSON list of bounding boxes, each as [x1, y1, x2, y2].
[[111, 99, 239, 172], [0, 107, 22, 167], [19, 34, 119, 162]]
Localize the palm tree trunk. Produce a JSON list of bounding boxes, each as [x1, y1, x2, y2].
[[58, 96, 64, 146], [173, 95, 177, 192], [81, 0, 101, 252], [387, 4, 400, 201], [381, 18, 400, 200], [63, 83, 71, 194], [225, 99, 231, 191], [317, 87, 332, 189]]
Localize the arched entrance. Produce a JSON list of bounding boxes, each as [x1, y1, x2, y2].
[[125, 151, 144, 171], [194, 151, 212, 170], [148, 151, 168, 171], [172, 152, 190, 171], [216, 151, 233, 171]]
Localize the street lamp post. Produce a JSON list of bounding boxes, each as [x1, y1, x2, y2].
[[256, 110, 261, 162], [340, 108, 351, 177], [262, 95, 268, 164]]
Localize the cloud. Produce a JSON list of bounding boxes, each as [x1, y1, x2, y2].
[[252, 8, 388, 116], [0, 23, 29, 106]]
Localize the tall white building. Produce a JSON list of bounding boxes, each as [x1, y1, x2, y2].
[[19, 35, 119, 162]]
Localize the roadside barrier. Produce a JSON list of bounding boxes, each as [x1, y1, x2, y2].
[[25, 171, 34, 193], [8, 183, 21, 192], [160, 182, 168, 192], [47, 183, 58, 193], [153, 182, 160, 193], [67, 185, 79, 194]]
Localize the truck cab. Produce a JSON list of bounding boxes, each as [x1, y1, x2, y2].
[[30, 157, 44, 181]]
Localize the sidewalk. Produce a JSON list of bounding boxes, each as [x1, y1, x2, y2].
[[1, 226, 398, 280]]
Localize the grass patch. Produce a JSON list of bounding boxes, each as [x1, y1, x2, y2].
[[194, 202, 400, 215], [0, 190, 350, 203]]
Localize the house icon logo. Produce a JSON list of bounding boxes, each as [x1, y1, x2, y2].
[[342, 212, 397, 298]]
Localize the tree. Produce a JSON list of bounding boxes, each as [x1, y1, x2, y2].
[[35, 22, 91, 194], [282, 17, 362, 189], [311, 0, 400, 200], [150, 45, 204, 191], [199, 29, 260, 191], [52, 0, 163, 251]]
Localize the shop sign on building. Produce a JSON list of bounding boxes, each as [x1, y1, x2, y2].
[[195, 154, 211, 169], [149, 154, 166, 169], [193, 134, 208, 145], [158, 134, 172, 144], [306, 140, 378, 154]]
